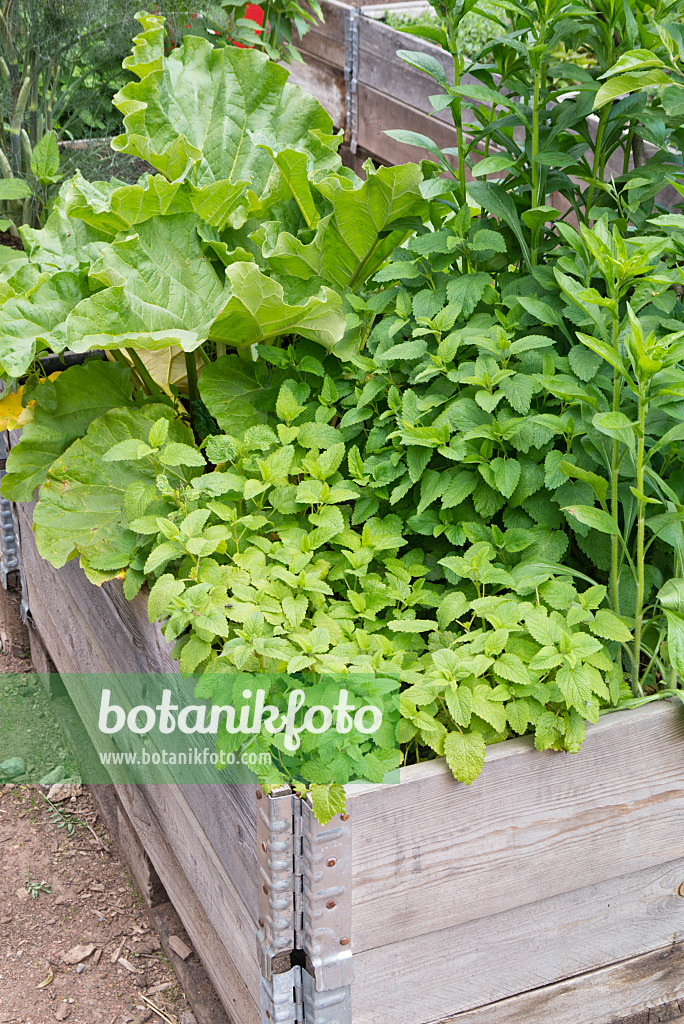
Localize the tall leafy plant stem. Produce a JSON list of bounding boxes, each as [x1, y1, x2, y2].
[[530, 64, 543, 264], [185, 350, 200, 407], [586, 106, 610, 220], [609, 302, 621, 614], [632, 380, 646, 697], [622, 123, 634, 176], [445, 12, 467, 205], [10, 75, 30, 175], [530, 11, 549, 265]]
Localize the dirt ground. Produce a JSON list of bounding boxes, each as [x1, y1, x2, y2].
[[0, 587, 194, 1024]]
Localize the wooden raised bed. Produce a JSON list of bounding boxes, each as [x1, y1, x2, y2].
[[10, 479, 684, 1024], [290, 0, 681, 213]]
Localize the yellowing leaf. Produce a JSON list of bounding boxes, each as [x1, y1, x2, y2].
[[444, 731, 486, 785], [0, 372, 61, 430], [309, 783, 347, 825], [117, 347, 202, 397], [0, 387, 32, 429]]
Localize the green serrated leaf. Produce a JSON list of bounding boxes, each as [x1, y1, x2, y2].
[[444, 731, 486, 785]]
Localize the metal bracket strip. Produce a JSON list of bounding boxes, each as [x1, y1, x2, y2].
[[298, 800, 353, 993], [257, 787, 297, 983], [0, 430, 28, 621], [301, 971, 352, 1024], [343, 8, 359, 154], [258, 791, 353, 1024], [260, 966, 303, 1024], [0, 432, 19, 587]]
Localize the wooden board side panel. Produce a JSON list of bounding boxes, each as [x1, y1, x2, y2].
[[293, 0, 349, 66], [180, 783, 259, 922], [136, 783, 261, 1000], [16, 500, 261, 920], [357, 16, 454, 123], [427, 943, 684, 1024], [118, 783, 260, 1024], [287, 56, 346, 126], [16, 500, 176, 674], [348, 701, 684, 952], [354, 82, 460, 166], [351, 856, 684, 1023]]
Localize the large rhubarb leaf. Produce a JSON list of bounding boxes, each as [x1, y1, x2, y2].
[[0, 272, 88, 378], [2, 360, 134, 502], [112, 13, 332, 189], [33, 404, 194, 577], [262, 163, 425, 290], [198, 354, 270, 435], [66, 213, 227, 353], [20, 201, 108, 273], [209, 263, 345, 351], [65, 171, 247, 235]]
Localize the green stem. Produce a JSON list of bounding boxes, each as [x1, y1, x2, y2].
[[632, 382, 646, 697], [586, 105, 609, 221], [124, 348, 160, 397], [610, 309, 620, 615], [670, 553, 681, 691], [622, 124, 634, 176], [184, 350, 199, 406], [446, 14, 466, 205], [530, 62, 542, 266], [10, 75, 30, 175]]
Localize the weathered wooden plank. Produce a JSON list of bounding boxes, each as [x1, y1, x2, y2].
[[115, 795, 235, 1024], [15, 498, 177, 673], [294, 0, 348, 67], [355, 82, 459, 165], [422, 943, 684, 1024], [357, 15, 454, 125], [16, 499, 262, 922], [181, 783, 259, 923], [347, 700, 684, 953], [134, 783, 261, 999], [33, 661, 262, 1002], [351, 856, 684, 1023], [287, 54, 346, 127], [118, 783, 260, 1024]]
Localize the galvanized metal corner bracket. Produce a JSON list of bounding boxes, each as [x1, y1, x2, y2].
[[343, 7, 359, 154], [0, 429, 28, 620], [257, 789, 353, 1024]]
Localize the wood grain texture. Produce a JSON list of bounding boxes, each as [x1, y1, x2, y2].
[[133, 784, 260, 995], [293, 0, 348, 67], [423, 943, 684, 1024], [616, 999, 684, 1023], [355, 83, 460, 166], [357, 15, 454, 123], [347, 700, 684, 953], [117, 783, 260, 1024], [16, 496, 260, 920], [287, 56, 346, 128], [15, 498, 177, 674], [181, 783, 259, 922], [351, 857, 684, 1023], [15, 499, 263, 1004]]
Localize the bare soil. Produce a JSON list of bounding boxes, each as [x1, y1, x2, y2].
[[0, 783, 193, 1024], [0, 586, 193, 1024]]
